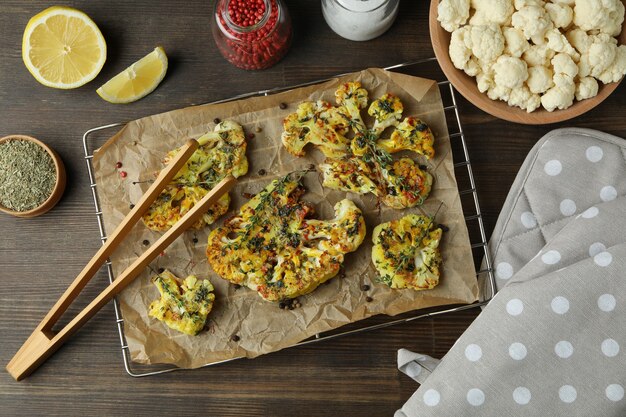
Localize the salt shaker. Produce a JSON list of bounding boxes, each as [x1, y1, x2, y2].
[[212, 0, 293, 70], [321, 0, 399, 41]]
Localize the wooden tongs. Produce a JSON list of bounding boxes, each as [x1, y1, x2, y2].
[[6, 139, 236, 381]]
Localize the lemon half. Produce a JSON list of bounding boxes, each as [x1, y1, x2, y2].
[[22, 6, 107, 89], [96, 47, 168, 104]]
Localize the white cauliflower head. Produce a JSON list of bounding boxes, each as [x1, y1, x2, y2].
[[527, 65, 554, 94], [508, 85, 542, 112], [546, 29, 580, 60], [487, 84, 512, 101], [466, 24, 506, 64], [523, 44, 555, 67], [512, 5, 554, 44], [566, 28, 592, 54], [438, 0, 470, 32], [597, 45, 626, 84], [470, 0, 514, 26], [573, 0, 625, 37], [493, 55, 529, 88], [476, 68, 495, 92], [514, 0, 545, 9], [540, 79, 575, 111], [503, 27, 530, 58], [545, 3, 573, 29], [552, 53, 579, 78], [575, 77, 599, 100]]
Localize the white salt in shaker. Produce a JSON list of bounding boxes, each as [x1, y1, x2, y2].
[[321, 0, 399, 41]]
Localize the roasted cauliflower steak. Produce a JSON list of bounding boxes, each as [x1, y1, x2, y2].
[[142, 120, 248, 231], [206, 173, 366, 302], [282, 81, 435, 209], [148, 270, 216, 335], [372, 214, 443, 290]]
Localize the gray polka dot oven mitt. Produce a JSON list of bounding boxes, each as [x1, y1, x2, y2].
[[396, 128, 625, 416]]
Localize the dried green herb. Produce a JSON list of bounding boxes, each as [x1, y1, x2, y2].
[[0, 139, 56, 212]]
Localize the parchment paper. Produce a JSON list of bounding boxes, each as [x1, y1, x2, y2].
[[92, 68, 478, 368]]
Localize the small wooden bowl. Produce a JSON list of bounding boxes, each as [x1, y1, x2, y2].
[[429, 0, 626, 124], [0, 135, 66, 218]]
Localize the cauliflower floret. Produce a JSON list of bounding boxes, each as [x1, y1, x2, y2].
[[550, 0, 574, 5], [466, 24, 506, 64], [527, 65, 554, 94], [493, 55, 529, 88], [508, 85, 542, 112], [545, 3, 573, 29], [470, 0, 514, 26], [476, 67, 495, 92], [545, 29, 580, 60], [552, 53, 579, 78], [597, 45, 626, 84], [503, 27, 530, 58], [487, 84, 512, 101], [541, 79, 575, 111], [566, 28, 592, 54], [514, 0, 545, 9], [449, 27, 473, 72], [579, 34, 620, 78], [437, 0, 470, 32], [523, 44, 555, 67], [512, 5, 553, 44], [575, 77, 599, 100], [573, 0, 625, 37]]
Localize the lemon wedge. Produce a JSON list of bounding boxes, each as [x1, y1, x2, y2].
[[22, 6, 107, 89], [96, 47, 168, 104]]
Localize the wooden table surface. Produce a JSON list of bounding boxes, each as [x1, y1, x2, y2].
[[1, 1, 625, 416]]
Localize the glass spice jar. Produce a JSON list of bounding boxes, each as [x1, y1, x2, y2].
[[322, 0, 399, 42], [212, 0, 293, 70]]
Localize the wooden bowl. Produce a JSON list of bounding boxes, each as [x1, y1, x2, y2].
[[429, 0, 626, 124], [0, 135, 66, 218]]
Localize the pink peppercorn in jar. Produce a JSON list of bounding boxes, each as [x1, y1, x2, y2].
[[212, 0, 292, 70]]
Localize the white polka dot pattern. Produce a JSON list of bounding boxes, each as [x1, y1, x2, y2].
[[464, 344, 482, 362], [554, 341, 574, 358], [600, 186, 617, 202], [466, 388, 485, 406], [544, 160, 562, 176], [423, 389, 440, 406], [581, 207, 599, 218], [496, 262, 514, 280], [594, 251, 613, 267], [513, 387, 531, 405], [559, 385, 577, 403], [586, 146, 604, 162], [506, 299, 524, 316], [601, 339, 620, 357], [597, 294, 616, 312], [509, 342, 527, 360], [606, 384, 624, 402], [560, 199, 576, 216], [551, 296, 569, 315], [521, 211, 537, 229], [541, 250, 561, 265], [589, 242, 606, 257]]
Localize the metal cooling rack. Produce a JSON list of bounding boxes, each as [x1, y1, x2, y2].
[[82, 57, 496, 377]]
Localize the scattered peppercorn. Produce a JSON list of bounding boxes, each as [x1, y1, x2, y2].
[[257, 168, 266, 176], [279, 102, 287, 109], [234, 284, 242, 290], [160, 251, 165, 257], [192, 237, 199, 244], [255, 126, 262, 133], [115, 161, 123, 169], [438, 224, 450, 232], [279, 301, 286, 309], [231, 334, 240, 342], [129, 204, 135, 209], [213, 118, 221, 124], [241, 192, 255, 199], [361, 284, 370, 291], [142, 239, 150, 246], [308, 163, 316, 171], [157, 267, 165, 274], [365, 296, 373, 302], [419, 165, 428, 171], [119, 171, 127, 178], [247, 133, 255, 140]]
